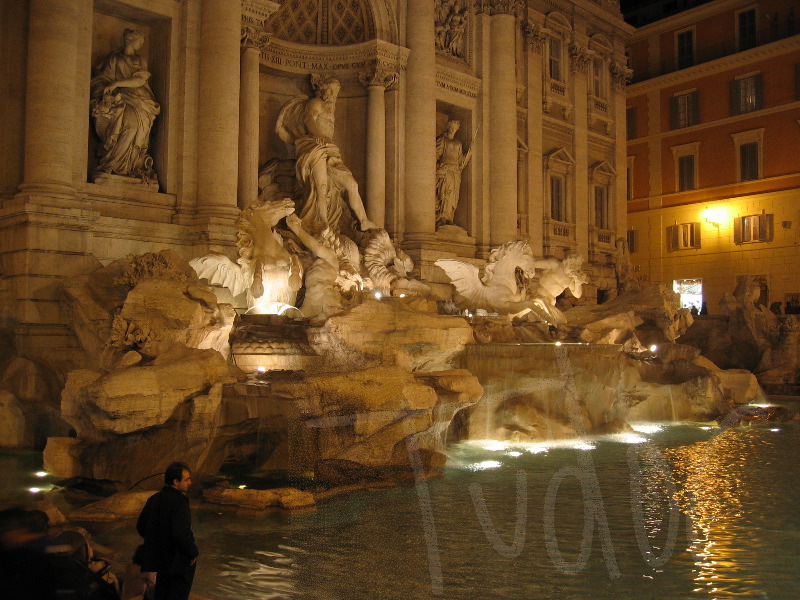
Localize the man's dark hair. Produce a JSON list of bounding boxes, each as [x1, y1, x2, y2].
[[164, 462, 190, 486]]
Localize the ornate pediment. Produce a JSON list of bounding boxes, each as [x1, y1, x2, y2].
[[543, 147, 575, 168]]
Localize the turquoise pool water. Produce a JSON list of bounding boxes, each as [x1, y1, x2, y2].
[[6, 419, 800, 599]]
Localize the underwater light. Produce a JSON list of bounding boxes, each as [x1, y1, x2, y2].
[[256, 366, 266, 374], [28, 487, 41, 494], [374, 291, 382, 299], [700, 426, 712, 430], [506, 451, 522, 457], [649, 344, 658, 352], [35, 471, 47, 477], [238, 484, 247, 489]]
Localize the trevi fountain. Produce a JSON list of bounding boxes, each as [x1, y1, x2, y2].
[[1, 0, 799, 599]]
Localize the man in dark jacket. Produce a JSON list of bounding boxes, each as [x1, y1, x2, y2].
[[137, 462, 199, 600]]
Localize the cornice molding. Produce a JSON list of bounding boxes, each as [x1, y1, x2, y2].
[[628, 35, 800, 94]]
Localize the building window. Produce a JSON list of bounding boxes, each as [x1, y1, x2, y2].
[[731, 128, 763, 181], [667, 222, 701, 251], [734, 213, 773, 243], [591, 58, 606, 99], [550, 175, 567, 222], [740, 142, 759, 180], [549, 37, 563, 82], [627, 229, 638, 254], [670, 91, 699, 129], [678, 155, 696, 191], [671, 141, 699, 192], [626, 107, 636, 140], [626, 156, 634, 201], [676, 29, 695, 69], [594, 185, 609, 229], [731, 74, 763, 115], [738, 9, 757, 51]]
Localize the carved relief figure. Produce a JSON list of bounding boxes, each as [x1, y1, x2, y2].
[[435, 119, 472, 228], [529, 254, 589, 324], [435, 0, 468, 59], [190, 198, 303, 314], [90, 29, 160, 185], [276, 76, 376, 234]]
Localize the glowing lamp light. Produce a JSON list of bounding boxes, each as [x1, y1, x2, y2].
[[702, 207, 727, 228], [399, 293, 406, 298], [770, 428, 781, 432], [555, 341, 562, 346], [238, 484, 247, 489], [374, 292, 383, 300], [35, 471, 47, 478], [649, 344, 658, 352], [28, 487, 41, 494], [256, 366, 266, 374]]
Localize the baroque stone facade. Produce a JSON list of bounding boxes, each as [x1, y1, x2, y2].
[[0, 0, 632, 436]]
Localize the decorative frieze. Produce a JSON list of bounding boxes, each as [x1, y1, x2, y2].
[[435, 66, 481, 99], [568, 42, 591, 74], [262, 38, 410, 74], [474, 0, 522, 16]]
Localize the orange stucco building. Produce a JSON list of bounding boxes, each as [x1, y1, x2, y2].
[[626, 0, 800, 312]]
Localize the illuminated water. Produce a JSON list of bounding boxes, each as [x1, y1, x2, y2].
[[6, 419, 800, 599]]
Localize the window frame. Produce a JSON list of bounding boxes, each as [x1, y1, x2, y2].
[[594, 184, 610, 229], [731, 128, 763, 182], [670, 89, 699, 129], [671, 142, 699, 192], [734, 212, 774, 244], [736, 7, 758, 51], [676, 28, 695, 70], [731, 72, 763, 115], [667, 222, 701, 251], [549, 36, 564, 82], [550, 174, 568, 222]]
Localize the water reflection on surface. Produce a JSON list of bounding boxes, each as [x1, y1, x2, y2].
[[61, 421, 800, 599]]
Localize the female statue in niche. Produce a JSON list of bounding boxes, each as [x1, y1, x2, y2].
[[90, 29, 160, 186], [435, 119, 473, 228]]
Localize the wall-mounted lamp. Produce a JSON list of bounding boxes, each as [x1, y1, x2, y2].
[[701, 207, 726, 229]]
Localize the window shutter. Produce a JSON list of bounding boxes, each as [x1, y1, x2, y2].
[[690, 90, 700, 125], [754, 73, 764, 110], [734, 217, 743, 244], [760, 213, 774, 242], [667, 225, 678, 251], [627, 230, 637, 254], [730, 79, 741, 116], [692, 222, 701, 248], [670, 96, 679, 129]]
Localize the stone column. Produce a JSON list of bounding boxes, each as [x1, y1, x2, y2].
[[524, 20, 547, 255], [404, 0, 437, 239], [488, 2, 519, 245], [19, 0, 79, 198], [197, 0, 241, 217], [238, 26, 270, 210], [359, 68, 398, 229], [570, 42, 591, 258]]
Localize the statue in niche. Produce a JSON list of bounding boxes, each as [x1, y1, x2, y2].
[[435, 243, 588, 327], [435, 119, 473, 228], [276, 76, 376, 234], [90, 29, 160, 187], [190, 198, 303, 314], [435, 0, 468, 59]]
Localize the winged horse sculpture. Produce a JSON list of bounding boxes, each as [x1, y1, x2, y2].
[[435, 241, 587, 326]]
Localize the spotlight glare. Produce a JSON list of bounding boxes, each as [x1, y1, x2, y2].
[[256, 366, 266, 374], [649, 344, 658, 352], [28, 487, 41, 494], [555, 341, 562, 346], [374, 292, 382, 300], [35, 471, 47, 478], [238, 484, 247, 489]]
